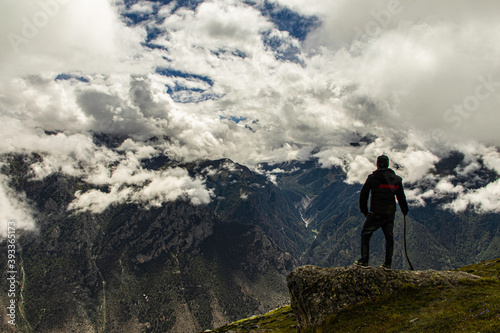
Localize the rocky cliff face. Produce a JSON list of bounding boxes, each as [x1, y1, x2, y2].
[[0, 155, 300, 332], [287, 265, 480, 332]]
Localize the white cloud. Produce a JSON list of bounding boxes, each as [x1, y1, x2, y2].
[[1, 0, 500, 218], [0, 0, 149, 80], [390, 149, 439, 184], [0, 174, 37, 236], [157, 0, 274, 74], [0, 115, 214, 218], [126, 1, 155, 15], [344, 155, 374, 184], [435, 178, 464, 195], [304, 0, 500, 146], [445, 180, 500, 213], [405, 187, 435, 208], [69, 167, 214, 214], [0, 116, 102, 162]]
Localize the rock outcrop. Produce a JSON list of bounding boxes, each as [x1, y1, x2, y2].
[[287, 265, 480, 332]]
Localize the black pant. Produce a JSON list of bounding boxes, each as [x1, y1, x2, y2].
[[360, 213, 395, 266]]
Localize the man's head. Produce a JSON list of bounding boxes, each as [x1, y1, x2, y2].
[[376, 155, 389, 169]]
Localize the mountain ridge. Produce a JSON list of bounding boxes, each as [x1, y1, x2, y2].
[[1, 152, 499, 332]]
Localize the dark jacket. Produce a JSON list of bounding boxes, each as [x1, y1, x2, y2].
[[359, 168, 409, 216]]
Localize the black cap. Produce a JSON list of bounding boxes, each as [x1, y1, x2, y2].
[[377, 155, 389, 169]]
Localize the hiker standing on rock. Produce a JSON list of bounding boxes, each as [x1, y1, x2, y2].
[[355, 155, 409, 270]]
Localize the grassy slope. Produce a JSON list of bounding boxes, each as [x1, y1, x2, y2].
[[206, 306, 297, 332], [207, 258, 500, 333]]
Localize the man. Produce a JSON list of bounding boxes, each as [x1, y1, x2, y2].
[[355, 155, 409, 270]]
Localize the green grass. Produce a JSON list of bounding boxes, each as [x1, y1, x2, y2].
[[208, 306, 296, 332], [208, 258, 500, 333], [320, 278, 500, 333], [456, 258, 500, 279]]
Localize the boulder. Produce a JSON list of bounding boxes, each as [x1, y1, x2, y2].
[[287, 265, 479, 332]]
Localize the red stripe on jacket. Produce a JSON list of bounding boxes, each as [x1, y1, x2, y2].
[[379, 184, 400, 190]]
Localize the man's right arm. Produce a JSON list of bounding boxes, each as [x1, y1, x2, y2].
[[396, 182, 409, 216], [359, 178, 371, 216]]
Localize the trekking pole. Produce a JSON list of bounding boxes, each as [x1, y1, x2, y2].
[[403, 215, 414, 270]]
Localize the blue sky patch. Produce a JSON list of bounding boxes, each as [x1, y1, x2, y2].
[[157, 67, 222, 103], [211, 48, 248, 59], [261, 31, 303, 64], [123, 0, 204, 13], [249, 0, 319, 41], [220, 116, 248, 124], [156, 68, 214, 86], [55, 74, 89, 83]]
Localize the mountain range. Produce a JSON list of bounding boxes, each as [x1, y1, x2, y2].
[[1, 147, 499, 332]]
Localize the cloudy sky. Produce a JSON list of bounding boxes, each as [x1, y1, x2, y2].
[[1, 0, 500, 234]]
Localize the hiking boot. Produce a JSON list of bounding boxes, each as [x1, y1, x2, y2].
[[354, 260, 369, 268], [380, 264, 391, 271]]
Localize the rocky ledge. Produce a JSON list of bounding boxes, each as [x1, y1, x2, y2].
[[287, 265, 480, 332]]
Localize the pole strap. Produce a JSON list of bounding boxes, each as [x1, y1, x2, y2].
[[404, 215, 414, 271]]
